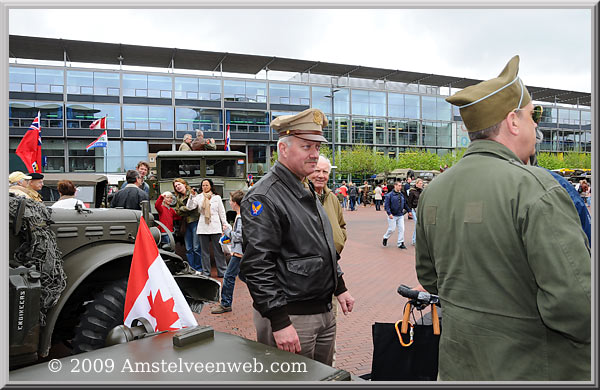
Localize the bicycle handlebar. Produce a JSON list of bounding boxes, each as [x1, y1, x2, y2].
[[397, 284, 440, 308]]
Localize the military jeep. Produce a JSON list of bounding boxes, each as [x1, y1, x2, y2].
[[8, 195, 220, 370]]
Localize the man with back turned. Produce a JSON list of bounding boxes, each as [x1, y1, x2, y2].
[[415, 56, 590, 381]]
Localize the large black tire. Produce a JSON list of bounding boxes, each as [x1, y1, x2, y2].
[[71, 279, 128, 354]]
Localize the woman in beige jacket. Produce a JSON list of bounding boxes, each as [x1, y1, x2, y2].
[[186, 178, 230, 277]]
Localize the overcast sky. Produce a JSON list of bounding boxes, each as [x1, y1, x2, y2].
[[8, 7, 593, 93]]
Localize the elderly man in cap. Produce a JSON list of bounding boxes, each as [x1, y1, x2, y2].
[[415, 56, 590, 381], [8, 171, 35, 199], [240, 108, 354, 365], [22, 172, 44, 202]]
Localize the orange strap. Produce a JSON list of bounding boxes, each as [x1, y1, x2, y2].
[[395, 320, 414, 347], [432, 304, 440, 335], [401, 303, 411, 334]]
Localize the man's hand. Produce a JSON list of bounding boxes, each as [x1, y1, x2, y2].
[[388, 214, 393, 219], [337, 291, 355, 315], [272, 325, 301, 354]]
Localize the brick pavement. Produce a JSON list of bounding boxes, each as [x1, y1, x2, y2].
[[194, 203, 420, 377]]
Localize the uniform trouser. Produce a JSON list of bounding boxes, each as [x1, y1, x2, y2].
[[383, 214, 405, 246], [184, 220, 203, 272], [253, 308, 336, 366], [199, 233, 227, 277]]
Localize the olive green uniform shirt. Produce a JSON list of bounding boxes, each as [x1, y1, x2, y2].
[[416, 140, 591, 381]]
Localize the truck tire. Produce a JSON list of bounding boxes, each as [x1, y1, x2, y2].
[[71, 279, 128, 354]]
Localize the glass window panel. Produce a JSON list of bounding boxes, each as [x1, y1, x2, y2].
[[94, 72, 120, 88], [246, 81, 267, 103], [176, 107, 222, 132], [10, 66, 35, 84], [312, 86, 330, 114], [67, 70, 94, 89], [149, 106, 173, 131], [375, 118, 385, 144], [227, 110, 269, 133], [370, 91, 386, 117], [68, 139, 104, 172], [123, 105, 149, 130], [558, 109, 570, 124], [36, 84, 50, 93], [351, 90, 370, 116], [22, 84, 35, 92], [123, 74, 147, 96], [388, 93, 404, 118], [352, 117, 374, 144], [106, 140, 122, 172], [81, 86, 94, 94], [437, 98, 452, 121], [405, 95, 420, 119], [51, 85, 63, 93], [269, 83, 289, 104], [198, 78, 221, 100], [36, 68, 64, 86], [224, 80, 245, 101], [290, 85, 309, 105], [148, 75, 172, 91], [422, 96, 437, 120], [175, 77, 198, 99], [123, 141, 149, 171]]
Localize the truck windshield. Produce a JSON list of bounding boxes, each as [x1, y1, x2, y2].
[[160, 158, 245, 179], [206, 159, 245, 178]]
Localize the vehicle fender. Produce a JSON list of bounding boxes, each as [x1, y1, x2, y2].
[[39, 243, 137, 357]]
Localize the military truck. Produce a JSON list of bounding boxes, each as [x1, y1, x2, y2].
[[39, 173, 110, 208], [8, 194, 220, 370], [153, 151, 249, 222]]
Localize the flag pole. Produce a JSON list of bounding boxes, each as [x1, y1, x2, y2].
[[104, 116, 108, 174]]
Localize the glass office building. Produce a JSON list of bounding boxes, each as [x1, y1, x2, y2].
[[8, 36, 591, 176]]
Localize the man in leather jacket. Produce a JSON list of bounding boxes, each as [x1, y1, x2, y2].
[[240, 108, 354, 365]]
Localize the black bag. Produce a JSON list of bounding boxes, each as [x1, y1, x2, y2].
[[370, 319, 441, 381]]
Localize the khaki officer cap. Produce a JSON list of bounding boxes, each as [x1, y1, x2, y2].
[[446, 55, 531, 132], [9, 171, 32, 184], [271, 108, 329, 143]]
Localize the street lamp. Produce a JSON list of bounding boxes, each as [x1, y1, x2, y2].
[[325, 87, 340, 188]]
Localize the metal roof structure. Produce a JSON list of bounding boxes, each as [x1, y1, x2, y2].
[[9, 34, 591, 106]]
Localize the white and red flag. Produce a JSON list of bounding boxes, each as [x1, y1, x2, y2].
[[89, 116, 107, 130], [86, 117, 108, 151], [123, 217, 198, 331]]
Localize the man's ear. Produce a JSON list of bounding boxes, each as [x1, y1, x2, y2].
[[505, 111, 520, 136]]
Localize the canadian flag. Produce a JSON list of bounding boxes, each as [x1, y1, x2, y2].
[[89, 116, 107, 130], [124, 217, 198, 331]]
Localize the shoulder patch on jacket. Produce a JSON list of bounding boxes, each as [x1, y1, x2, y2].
[[251, 201, 264, 216]]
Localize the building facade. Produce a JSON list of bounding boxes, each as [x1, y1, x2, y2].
[[8, 38, 591, 178]]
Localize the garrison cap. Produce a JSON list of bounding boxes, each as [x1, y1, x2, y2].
[[446, 55, 531, 132], [9, 171, 32, 184], [29, 172, 44, 180], [271, 108, 329, 143]]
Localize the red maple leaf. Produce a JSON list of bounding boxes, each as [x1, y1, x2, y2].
[[147, 290, 180, 331]]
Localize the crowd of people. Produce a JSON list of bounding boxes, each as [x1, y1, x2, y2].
[[7, 59, 592, 379]]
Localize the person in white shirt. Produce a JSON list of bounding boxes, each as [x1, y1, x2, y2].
[[51, 180, 87, 209], [186, 178, 230, 278]]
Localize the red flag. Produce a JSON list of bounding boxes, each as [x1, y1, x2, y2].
[[16, 111, 42, 173], [124, 217, 198, 331]]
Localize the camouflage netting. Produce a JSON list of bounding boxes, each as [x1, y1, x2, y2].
[[9, 194, 67, 326]]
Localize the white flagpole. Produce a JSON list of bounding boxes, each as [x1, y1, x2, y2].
[[104, 116, 108, 174]]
